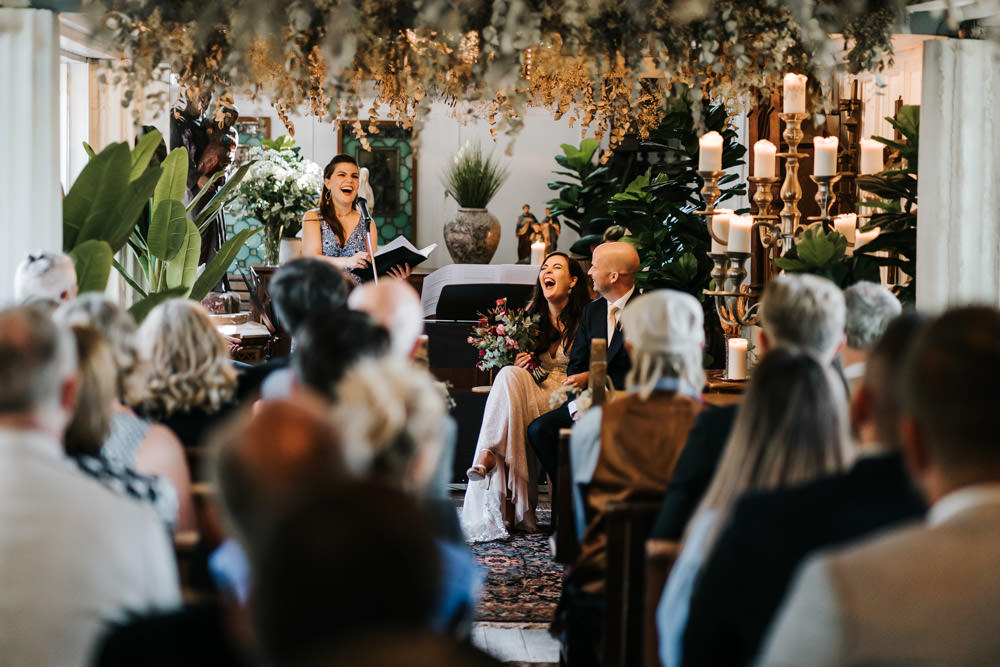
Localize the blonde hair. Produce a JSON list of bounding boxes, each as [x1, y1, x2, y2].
[[333, 358, 447, 492], [690, 349, 851, 551], [137, 299, 237, 417], [65, 326, 117, 456], [54, 294, 145, 405]]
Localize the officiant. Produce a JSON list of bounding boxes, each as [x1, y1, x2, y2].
[[302, 154, 411, 285]]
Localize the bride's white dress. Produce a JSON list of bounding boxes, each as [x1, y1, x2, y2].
[[461, 344, 569, 543]]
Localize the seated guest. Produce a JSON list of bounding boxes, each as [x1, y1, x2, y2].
[[55, 295, 194, 531], [290, 308, 390, 400], [237, 257, 349, 400], [335, 358, 482, 637], [462, 252, 589, 541], [657, 349, 852, 667], [136, 299, 239, 447], [13, 251, 77, 304], [557, 289, 705, 666], [759, 307, 1000, 665], [527, 241, 640, 488], [0, 306, 178, 667], [683, 313, 927, 666], [841, 280, 902, 393], [65, 326, 180, 531], [651, 272, 846, 540], [347, 278, 425, 361]]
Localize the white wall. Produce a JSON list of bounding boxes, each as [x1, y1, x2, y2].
[[231, 97, 590, 268]]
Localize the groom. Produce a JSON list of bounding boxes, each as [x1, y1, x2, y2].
[[527, 241, 640, 487]]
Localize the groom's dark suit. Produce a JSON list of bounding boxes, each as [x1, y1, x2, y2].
[[527, 293, 636, 484]]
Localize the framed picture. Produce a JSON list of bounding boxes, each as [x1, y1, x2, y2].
[[339, 122, 416, 244], [234, 116, 271, 166]]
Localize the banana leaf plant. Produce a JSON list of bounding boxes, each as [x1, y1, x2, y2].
[[63, 129, 257, 321]]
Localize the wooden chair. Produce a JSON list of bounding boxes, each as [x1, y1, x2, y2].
[[602, 500, 662, 667], [552, 427, 578, 563], [644, 539, 681, 667]]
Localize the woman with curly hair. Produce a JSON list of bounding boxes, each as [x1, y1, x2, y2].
[[55, 295, 195, 532], [136, 299, 238, 449]]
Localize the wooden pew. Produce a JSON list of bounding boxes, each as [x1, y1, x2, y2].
[[602, 500, 662, 667], [644, 539, 681, 667], [552, 427, 578, 563]]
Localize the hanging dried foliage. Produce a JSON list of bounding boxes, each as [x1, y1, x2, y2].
[[80, 0, 907, 150]]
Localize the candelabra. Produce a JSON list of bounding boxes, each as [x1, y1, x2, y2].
[[695, 170, 729, 245], [777, 113, 808, 251], [748, 175, 782, 287], [808, 174, 842, 229]]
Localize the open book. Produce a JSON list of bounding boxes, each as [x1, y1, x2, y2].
[[350, 236, 438, 282]]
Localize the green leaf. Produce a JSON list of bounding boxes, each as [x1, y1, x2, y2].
[[129, 129, 163, 182], [188, 226, 262, 302], [128, 286, 189, 324], [112, 258, 147, 298], [148, 200, 189, 261], [185, 171, 224, 214], [68, 239, 113, 293], [191, 161, 254, 230], [164, 220, 201, 294], [796, 227, 845, 267], [152, 147, 189, 210], [82, 142, 96, 159], [64, 141, 130, 250], [106, 166, 161, 252]]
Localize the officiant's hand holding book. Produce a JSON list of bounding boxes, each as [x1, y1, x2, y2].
[[350, 236, 438, 282]]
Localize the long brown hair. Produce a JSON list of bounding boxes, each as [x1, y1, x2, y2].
[[319, 154, 359, 246], [525, 252, 589, 355]]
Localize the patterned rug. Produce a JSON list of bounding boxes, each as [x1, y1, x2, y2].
[[470, 510, 564, 625]]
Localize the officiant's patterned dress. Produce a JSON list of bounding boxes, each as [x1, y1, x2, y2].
[[461, 344, 569, 542], [321, 218, 368, 285]]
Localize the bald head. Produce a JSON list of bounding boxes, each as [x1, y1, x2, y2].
[[347, 279, 424, 360], [213, 397, 346, 545], [589, 242, 640, 300]]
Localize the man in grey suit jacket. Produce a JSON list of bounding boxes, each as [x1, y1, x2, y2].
[[759, 306, 1000, 666]]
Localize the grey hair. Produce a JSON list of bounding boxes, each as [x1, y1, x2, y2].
[[760, 274, 846, 362], [54, 294, 145, 404], [14, 252, 77, 304], [347, 280, 424, 361], [844, 281, 901, 350], [0, 306, 77, 413]]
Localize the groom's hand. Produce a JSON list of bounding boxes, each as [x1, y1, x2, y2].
[[562, 372, 590, 390]]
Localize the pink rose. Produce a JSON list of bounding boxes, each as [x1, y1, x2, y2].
[[505, 336, 517, 349], [496, 324, 506, 335], [496, 298, 505, 305], [479, 350, 485, 358], [466, 336, 475, 344]]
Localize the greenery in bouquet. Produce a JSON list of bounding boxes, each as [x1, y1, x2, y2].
[[443, 142, 509, 209], [230, 135, 322, 263], [467, 298, 546, 382]]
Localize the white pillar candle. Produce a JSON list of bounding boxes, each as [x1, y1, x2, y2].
[[727, 214, 754, 254], [834, 213, 857, 246], [530, 241, 546, 265], [783, 73, 807, 114], [753, 140, 777, 178], [855, 228, 880, 250], [859, 138, 884, 174], [709, 209, 733, 254], [813, 136, 839, 176], [727, 337, 748, 380], [698, 131, 724, 172]]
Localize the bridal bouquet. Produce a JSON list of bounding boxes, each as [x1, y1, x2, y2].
[[467, 298, 547, 382]]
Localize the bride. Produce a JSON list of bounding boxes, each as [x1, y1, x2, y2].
[[461, 252, 589, 542]]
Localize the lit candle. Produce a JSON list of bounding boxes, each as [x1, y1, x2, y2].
[[753, 140, 777, 178], [698, 131, 723, 172], [813, 136, 838, 177], [783, 73, 807, 114], [859, 138, 884, 174], [530, 241, 546, 265], [834, 213, 857, 256], [727, 337, 748, 380], [710, 209, 733, 255], [727, 214, 753, 254], [855, 228, 880, 250]]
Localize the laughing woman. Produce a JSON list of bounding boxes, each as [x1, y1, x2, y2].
[[461, 252, 589, 542]]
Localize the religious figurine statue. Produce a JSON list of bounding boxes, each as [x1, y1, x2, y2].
[[170, 90, 239, 290], [532, 207, 561, 256], [516, 204, 539, 263]]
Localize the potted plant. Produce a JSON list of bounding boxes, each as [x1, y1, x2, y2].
[[442, 141, 509, 264], [229, 135, 322, 265]]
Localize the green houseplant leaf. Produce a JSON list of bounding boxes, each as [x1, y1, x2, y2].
[[68, 239, 113, 294], [128, 286, 189, 324], [129, 129, 163, 182], [148, 200, 189, 262], [153, 147, 189, 209], [64, 142, 130, 250], [163, 221, 202, 295], [192, 161, 254, 231], [188, 226, 262, 302]]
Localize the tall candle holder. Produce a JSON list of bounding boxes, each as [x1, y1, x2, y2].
[[695, 170, 729, 245], [808, 174, 842, 229], [777, 112, 808, 252], [704, 252, 761, 328], [748, 176, 782, 248]]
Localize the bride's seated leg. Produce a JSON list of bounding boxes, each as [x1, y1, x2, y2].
[[466, 449, 497, 482]]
